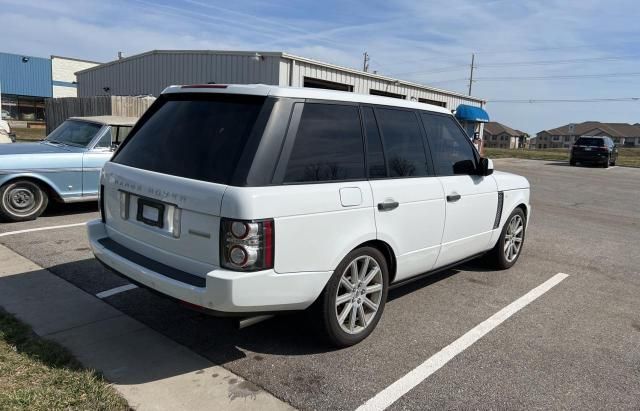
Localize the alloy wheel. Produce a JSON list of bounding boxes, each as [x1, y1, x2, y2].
[[334, 255, 384, 334], [503, 214, 524, 262]]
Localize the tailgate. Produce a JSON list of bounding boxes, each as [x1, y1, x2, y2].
[[101, 162, 226, 274]]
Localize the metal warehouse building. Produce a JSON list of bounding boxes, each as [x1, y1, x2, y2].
[[76, 50, 485, 111], [0, 52, 99, 123]]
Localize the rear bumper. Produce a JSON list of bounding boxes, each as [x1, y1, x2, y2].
[[571, 151, 609, 163], [87, 220, 332, 314]]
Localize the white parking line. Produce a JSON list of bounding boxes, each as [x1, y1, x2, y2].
[[96, 284, 138, 299], [0, 222, 87, 238], [357, 273, 569, 411]]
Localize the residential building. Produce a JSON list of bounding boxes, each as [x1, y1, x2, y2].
[[76, 50, 485, 111], [483, 122, 527, 149], [0, 52, 100, 123], [536, 122, 640, 149]]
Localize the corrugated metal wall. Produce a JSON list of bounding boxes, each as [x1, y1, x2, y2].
[[0, 52, 52, 97], [76, 51, 483, 109], [279, 57, 482, 108], [77, 51, 281, 97]]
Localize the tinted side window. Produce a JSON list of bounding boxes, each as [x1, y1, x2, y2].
[[421, 114, 477, 176], [283, 104, 365, 183], [376, 108, 429, 177], [362, 107, 386, 178]]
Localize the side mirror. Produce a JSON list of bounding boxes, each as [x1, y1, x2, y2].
[[478, 157, 494, 176]]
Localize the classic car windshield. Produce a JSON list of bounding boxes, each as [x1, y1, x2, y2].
[[46, 120, 103, 148]]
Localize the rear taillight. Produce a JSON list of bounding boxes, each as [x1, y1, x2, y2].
[[220, 218, 274, 271], [598, 147, 608, 152], [99, 184, 106, 223]]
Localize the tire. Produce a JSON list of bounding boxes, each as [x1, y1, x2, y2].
[[0, 180, 49, 222], [487, 208, 526, 270], [319, 247, 389, 347], [603, 158, 609, 168], [569, 159, 576, 166]]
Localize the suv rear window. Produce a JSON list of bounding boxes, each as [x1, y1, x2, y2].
[[113, 94, 265, 185], [575, 137, 605, 146]]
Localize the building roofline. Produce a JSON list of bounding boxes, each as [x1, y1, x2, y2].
[[281, 52, 485, 103], [51, 55, 102, 65], [0, 51, 51, 61], [74, 49, 485, 103]]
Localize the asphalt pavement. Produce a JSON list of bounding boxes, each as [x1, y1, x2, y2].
[[0, 159, 638, 410]]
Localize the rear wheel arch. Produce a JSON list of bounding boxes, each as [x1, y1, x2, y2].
[[354, 240, 397, 284]]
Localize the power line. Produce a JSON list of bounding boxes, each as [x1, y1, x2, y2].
[[487, 97, 640, 103], [475, 72, 640, 81], [390, 54, 640, 77], [478, 55, 640, 68]]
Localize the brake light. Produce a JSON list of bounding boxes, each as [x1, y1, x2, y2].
[[598, 147, 608, 152], [220, 218, 274, 271], [180, 84, 228, 89]]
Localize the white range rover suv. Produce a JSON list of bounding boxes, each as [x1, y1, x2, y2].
[[88, 84, 530, 346]]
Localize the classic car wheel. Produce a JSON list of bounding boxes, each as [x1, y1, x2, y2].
[[0, 180, 49, 222]]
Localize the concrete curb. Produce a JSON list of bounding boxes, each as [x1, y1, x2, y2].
[[0, 244, 294, 411]]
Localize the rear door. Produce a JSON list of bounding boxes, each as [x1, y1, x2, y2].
[[104, 93, 268, 275], [365, 106, 445, 282], [269, 101, 375, 274], [421, 113, 498, 268]]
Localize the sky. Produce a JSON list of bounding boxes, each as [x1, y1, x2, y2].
[[1, 0, 639, 134]]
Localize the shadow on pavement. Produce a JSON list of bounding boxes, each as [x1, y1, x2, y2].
[[43, 201, 98, 217], [3, 255, 498, 385]]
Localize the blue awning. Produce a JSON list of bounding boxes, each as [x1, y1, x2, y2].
[[455, 104, 490, 123]]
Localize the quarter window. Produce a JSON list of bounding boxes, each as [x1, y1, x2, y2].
[[94, 129, 112, 149], [376, 108, 429, 177], [362, 107, 386, 178], [283, 104, 365, 183], [421, 113, 477, 176]]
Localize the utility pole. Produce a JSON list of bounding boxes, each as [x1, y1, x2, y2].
[[468, 53, 475, 96], [363, 52, 370, 72]]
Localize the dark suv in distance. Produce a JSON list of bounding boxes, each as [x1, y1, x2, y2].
[[569, 136, 618, 168]]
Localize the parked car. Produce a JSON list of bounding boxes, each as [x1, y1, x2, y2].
[[88, 84, 530, 347], [569, 136, 618, 167], [0, 116, 137, 221]]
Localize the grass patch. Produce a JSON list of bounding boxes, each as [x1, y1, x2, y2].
[[0, 310, 129, 410], [12, 127, 46, 142], [485, 148, 640, 168]]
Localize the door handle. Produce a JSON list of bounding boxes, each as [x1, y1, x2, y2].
[[446, 193, 461, 202], [377, 200, 399, 211]]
